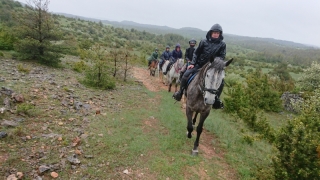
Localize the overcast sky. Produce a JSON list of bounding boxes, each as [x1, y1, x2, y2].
[[17, 0, 320, 47]]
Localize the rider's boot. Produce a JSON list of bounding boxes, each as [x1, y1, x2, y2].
[[173, 76, 187, 101], [212, 79, 225, 109], [163, 64, 170, 75]]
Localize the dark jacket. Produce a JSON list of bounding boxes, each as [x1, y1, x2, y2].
[[170, 44, 183, 63], [147, 51, 158, 61], [190, 24, 226, 67], [160, 50, 171, 61], [185, 47, 195, 61]]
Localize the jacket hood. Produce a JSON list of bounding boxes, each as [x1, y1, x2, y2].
[[175, 43, 181, 48], [206, 24, 224, 41]]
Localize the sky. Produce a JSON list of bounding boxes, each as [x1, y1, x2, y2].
[[17, 0, 320, 47]]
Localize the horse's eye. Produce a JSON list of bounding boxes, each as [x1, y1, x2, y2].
[[206, 75, 209, 77]]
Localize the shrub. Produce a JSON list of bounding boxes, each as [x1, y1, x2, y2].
[[72, 61, 88, 72], [17, 63, 30, 73], [17, 102, 35, 116], [81, 64, 115, 90], [273, 89, 320, 179]]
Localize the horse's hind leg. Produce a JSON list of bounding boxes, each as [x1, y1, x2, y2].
[[192, 112, 199, 126], [168, 83, 172, 92], [192, 111, 210, 155]]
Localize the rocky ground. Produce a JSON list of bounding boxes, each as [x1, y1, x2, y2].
[[0, 58, 237, 180]]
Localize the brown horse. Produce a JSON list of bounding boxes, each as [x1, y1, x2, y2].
[[185, 57, 233, 155], [149, 60, 158, 76]]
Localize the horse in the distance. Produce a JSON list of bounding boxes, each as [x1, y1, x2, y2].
[[162, 59, 184, 92], [149, 60, 158, 76], [185, 57, 233, 155]]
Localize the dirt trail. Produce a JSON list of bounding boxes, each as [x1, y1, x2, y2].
[[132, 66, 238, 180]]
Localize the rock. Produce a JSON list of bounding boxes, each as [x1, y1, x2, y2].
[[1, 86, 14, 95], [123, 169, 129, 174], [57, 137, 63, 141], [0, 131, 8, 138], [58, 122, 63, 126], [38, 165, 50, 174], [6, 174, 17, 180], [34, 176, 42, 180], [26, 136, 31, 140], [16, 172, 23, 179], [74, 101, 82, 111], [0, 107, 5, 113], [281, 92, 304, 112], [95, 109, 100, 114], [82, 104, 90, 109], [50, 172, 58, 178], [42, 133, 60, 138], [67, 154, 81, 165], [84, 155, 93, 159], [12, 94, 24, 103], [80, 133, 88, 139], [1, 120, 18, 127], [3, 97, 10, 108], [75, 149, 82, 155]]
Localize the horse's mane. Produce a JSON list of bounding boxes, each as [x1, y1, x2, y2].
[[196, 57, 225, 83]]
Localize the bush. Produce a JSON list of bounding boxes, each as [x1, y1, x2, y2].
[[81, 64, 115, 90], [297, 61, 320, 92], [17, 63, 30, 73], [72, 61, 88, 72], [17, 103, 35, 116], [273, 89, 320, 179]]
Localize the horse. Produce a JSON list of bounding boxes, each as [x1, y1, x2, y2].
[[162, 58, 184, 92], [185, 57, 233, 155], [149, 60, 158, 76]]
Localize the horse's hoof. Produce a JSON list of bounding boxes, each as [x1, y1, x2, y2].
[[191, 149, 198, 156], [186, 132, 192, 138]]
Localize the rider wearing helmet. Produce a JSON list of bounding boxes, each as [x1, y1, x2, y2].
[[173, 24, 226, 109], [163, 43, 183, 75], [148, 48, 158, 67], [178, 39, 197, 81], [159, 46, 171, 70]]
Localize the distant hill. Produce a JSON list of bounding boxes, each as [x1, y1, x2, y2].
[[56, 12, 314, 51]]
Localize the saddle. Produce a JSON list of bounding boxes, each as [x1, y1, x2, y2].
[[184, 71, 199, 96]]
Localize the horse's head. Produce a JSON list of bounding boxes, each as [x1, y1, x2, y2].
[[201, 57, 233, 105]]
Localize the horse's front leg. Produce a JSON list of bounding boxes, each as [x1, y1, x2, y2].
[[186, 107, 194, 139], [192, 111, 210, 155]]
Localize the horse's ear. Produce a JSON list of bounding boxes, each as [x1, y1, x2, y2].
[[225, 58, 233, 67]]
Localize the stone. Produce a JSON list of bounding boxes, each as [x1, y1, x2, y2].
[[38, 165, 50, 174], [6, 174, 17, 180], [50, 172, 58, 178], [26, 136, 31, 140], [1, 120, 18, 127], [67, 154, 81, 165], [0, 131, 8, 138], [1, 86, 14, 95], [12, 94, 24, 102], [42, 133, 60, 138], [84, 155, 93, 159], [123, 169, 129, 174], [281, 92, 304, 112], [16, 172, 23, 179]]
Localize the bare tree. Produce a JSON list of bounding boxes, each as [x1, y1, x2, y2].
[[122, 50, 132, 82]]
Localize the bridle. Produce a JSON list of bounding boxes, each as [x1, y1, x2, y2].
[[198, 63, 219, 97]]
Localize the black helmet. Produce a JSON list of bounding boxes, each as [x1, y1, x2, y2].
[[189, 39, 196, 44]]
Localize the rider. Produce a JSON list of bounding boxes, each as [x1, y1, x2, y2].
[[148, 48, 158, 67], [163, 43, 183, 75], [179, 39, 197, 81], [159, 46, 171, 70], [172, 24, 226, 109]]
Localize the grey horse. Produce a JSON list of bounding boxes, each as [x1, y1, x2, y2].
[[185, 57, 233, 155]]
